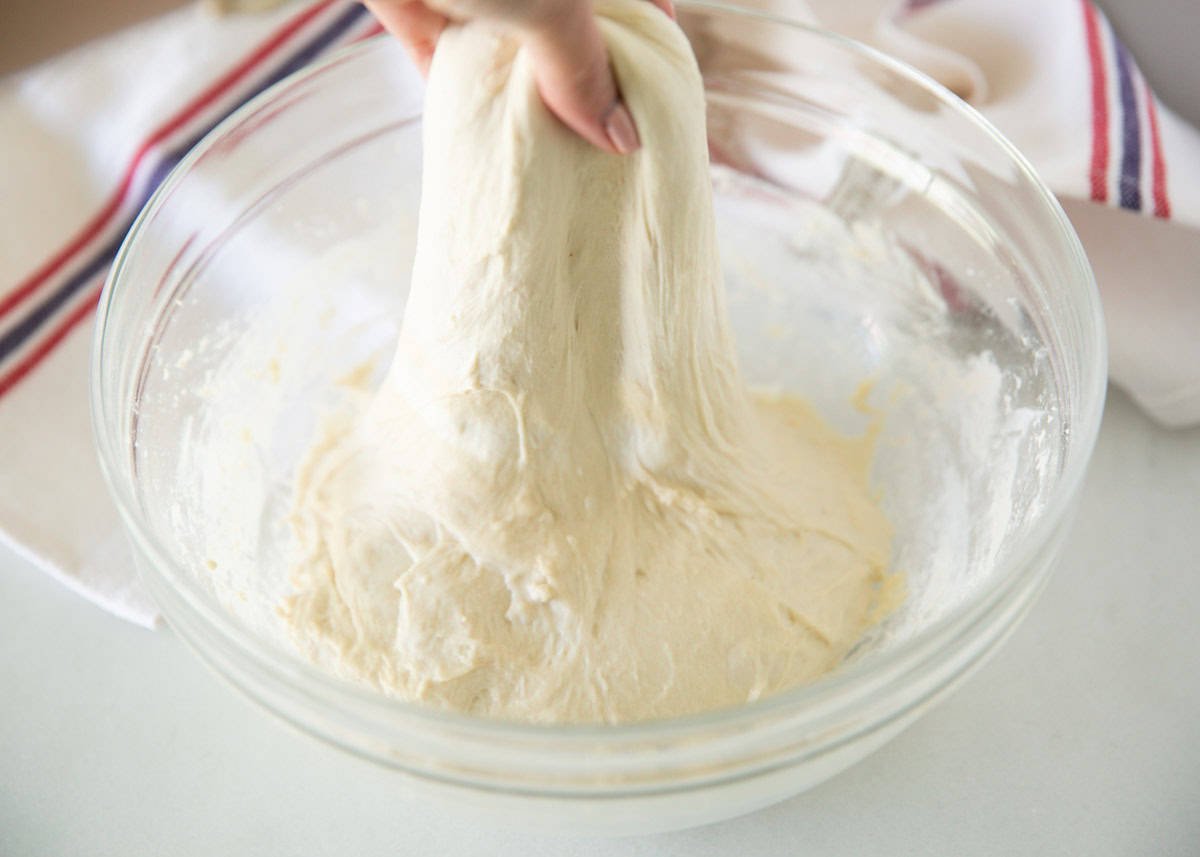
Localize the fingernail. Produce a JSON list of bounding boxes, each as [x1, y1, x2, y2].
[[604, 103, 641, 154]]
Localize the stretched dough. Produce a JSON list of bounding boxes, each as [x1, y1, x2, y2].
[[284, 0, 894, 723]]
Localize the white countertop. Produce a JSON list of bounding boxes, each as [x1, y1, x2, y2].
[[2, 386, 1198, 855]]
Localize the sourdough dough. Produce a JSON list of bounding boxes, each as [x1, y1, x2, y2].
[[284, 0, 895, 723]]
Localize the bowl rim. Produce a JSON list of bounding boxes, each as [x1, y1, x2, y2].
[[91, 0, 1107, 749]]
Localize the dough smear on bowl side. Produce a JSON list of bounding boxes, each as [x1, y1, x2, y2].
[[283, 0, 899, 724]]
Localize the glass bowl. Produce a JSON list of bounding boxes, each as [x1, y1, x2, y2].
[[92, 1, 1105, 835]]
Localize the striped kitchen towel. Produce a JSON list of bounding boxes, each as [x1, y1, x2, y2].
[[711, 0, 1200, 423], [1, 0, 1198, 626], [1, 1, 384, 626]]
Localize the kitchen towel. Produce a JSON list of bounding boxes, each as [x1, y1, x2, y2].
[[1, 0, 1197, 627], [0, 1, 384, 627], [705, 0, 1200, 427]]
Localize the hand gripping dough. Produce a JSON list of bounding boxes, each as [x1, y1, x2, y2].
[[284, 0, 895, 723]]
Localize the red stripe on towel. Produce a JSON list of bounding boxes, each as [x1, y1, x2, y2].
[[0, 283, 103, 399], [0, 0, 337, 321], [1143, 79, 1171, 219], [1082, 0, 1110, 203]]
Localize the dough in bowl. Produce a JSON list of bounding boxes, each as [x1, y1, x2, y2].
[[284, 0, 896, 723]]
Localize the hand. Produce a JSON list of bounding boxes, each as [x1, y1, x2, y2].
[[364, 0, 675, 154]]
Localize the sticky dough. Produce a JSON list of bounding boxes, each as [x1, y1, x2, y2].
[[284, 0, 895, 723]]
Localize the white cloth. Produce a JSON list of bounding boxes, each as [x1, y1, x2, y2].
[[732, 0, 1200, 425], [0, 0, 1196, 626], [0, 0, 383, 627]]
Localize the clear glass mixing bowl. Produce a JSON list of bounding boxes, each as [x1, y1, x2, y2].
[[92, 1, 1106, 835]]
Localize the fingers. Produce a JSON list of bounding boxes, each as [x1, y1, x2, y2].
[[364, 0, 448, 75], [648, 0, 675, 20], [368, 0, 675, 154], [523, 1, 639, 154]]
